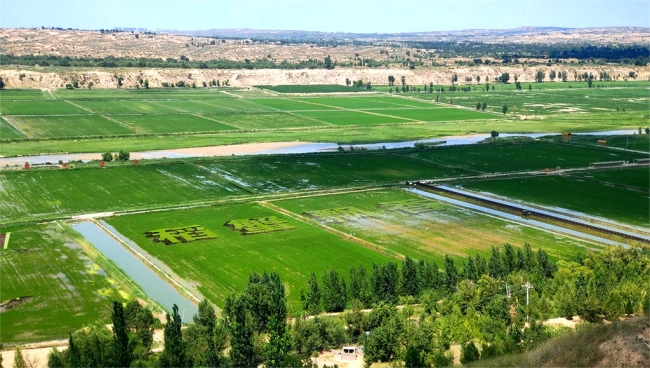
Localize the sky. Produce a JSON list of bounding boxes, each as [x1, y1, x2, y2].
[[1, 0, 649, 33]]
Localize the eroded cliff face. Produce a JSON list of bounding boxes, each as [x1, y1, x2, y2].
[[1, 65, 647, 90]]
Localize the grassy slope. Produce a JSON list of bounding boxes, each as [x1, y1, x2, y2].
[[0, 223, 127, 343], [105, 203, 395, 308], [460, 174, 650, 226], [471, 317, 650, 367], [273, 190, 598, 265]]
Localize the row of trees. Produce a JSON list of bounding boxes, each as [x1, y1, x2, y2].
[[101, 150, 130, 162], [46, 245, 649, 367]]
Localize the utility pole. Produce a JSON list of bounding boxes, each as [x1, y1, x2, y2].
[[524, 282, 534, 323]]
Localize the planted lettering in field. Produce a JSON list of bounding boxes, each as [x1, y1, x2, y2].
[[376, 199, 444, 214], [145, 225, 217, 245], [304, 207, 377, 224], [224, 216, 295, 235]]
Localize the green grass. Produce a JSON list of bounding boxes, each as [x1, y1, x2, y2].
[[74, 100, 181, 114], [105, 203, 395, 307], [368, 107, 495, 122], [404, 142, 648, 173], [246, 98, 338, 111], [0, 117, 26, 139], [199, 153, 464, 193], [203, 112, 330, 129], [273, 189, 597, 265], [0, 89, 49, 100], [113, 114, 237, 134], [0, 223, 127, 343], [0, 164, 243, 223], [293, 110, 412, 125], [568, 166, 650, 191], [257, 85, 364, 93], [8, 115, 135, 138], [0, 100, 88, 115], [460, 175, 650, 226]]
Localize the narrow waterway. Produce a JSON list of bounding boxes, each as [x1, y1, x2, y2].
[[72, 221, 198, 319], [406, 188, 629, 248], [1, 129, 641, 166]]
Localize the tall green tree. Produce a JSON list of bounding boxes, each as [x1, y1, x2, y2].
[[349, 265, 373, 307], [264, 273, 291, 367], [224, 294, 254, 367], [13, 347, 27, 368], [444, 255, 459, 292], [160, 304, 185, 368], [489, 246, 506, 278], [322, 269, 347, 312], [111, 301, 132, 367], [400, 256, 419, 297], [301, 272, 322, 315]]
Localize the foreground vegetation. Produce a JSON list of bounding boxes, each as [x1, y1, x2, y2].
[[43, 245, 649, 367]]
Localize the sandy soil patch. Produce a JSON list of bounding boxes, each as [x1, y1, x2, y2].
[[313, 348, 364, 368], [543, 315, 583, 328]]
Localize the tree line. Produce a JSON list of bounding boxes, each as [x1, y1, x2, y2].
[[44, 244, 649, 367]]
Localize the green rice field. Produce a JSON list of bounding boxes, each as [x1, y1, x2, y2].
[[258, 84, 364, 93], [0, 223, 127, 343], [1, 84, 647, 156], [0, 164, 244, 222], [403, 142, 648, 173], [459, 172, 650, 226], [273, 189, 599, 264], [199, 153, 464, 193], [105, 203, 395, 307]]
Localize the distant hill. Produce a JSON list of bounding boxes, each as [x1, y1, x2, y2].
[[165, 26, 649, 43]]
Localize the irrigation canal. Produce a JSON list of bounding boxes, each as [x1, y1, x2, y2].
[[72, 221, 199, 318]]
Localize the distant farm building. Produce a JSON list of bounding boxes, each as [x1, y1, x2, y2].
[[562, 132, 572, 142], [597, 139, 608, 146]]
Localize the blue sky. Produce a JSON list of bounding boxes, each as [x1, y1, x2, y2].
[[1, 0, 648, 32]]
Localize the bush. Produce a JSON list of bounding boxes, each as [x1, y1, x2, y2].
[[461, 341, 480, 364]]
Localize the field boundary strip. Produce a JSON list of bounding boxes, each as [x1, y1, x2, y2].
[[1, 116, 28, 136], [189, 113, 242, 130], [98, 115, 136, 130], [220, 90, 244, 98], [239, 98, 335, 126], [63, 100, 97, 114], [259, 200, 405, 260], [89, 218, 202, 304]]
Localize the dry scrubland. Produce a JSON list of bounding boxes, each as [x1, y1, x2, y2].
[[2, 27, 649, 62], [1, 28, 649, 88]]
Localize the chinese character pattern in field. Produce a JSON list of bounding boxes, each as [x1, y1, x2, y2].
[[224, 216, 296, 235], [145, 225, 218, 245]]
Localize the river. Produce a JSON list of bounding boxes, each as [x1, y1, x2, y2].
[[1, 129, 640, 166]]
